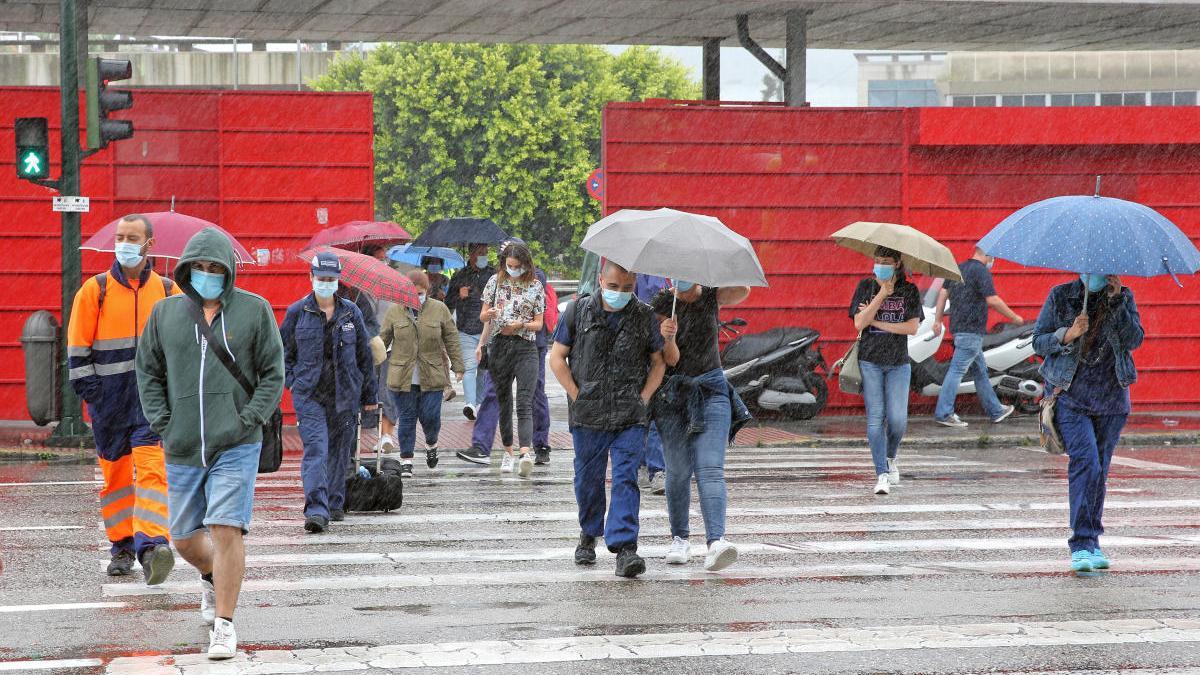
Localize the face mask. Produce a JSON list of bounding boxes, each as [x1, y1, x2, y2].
[[191, 269, 225, 301], [675, 280, 695, 292], [475, 256, 488, 269], [1080, 273, 1108, 293], [506, 266, 526, 278], [601, 288, 632, 310], [427, 264, 442, 274], [418, 293, 427, 304], [115, 242, 145, 268], [873, 264, 896, 281], [312, 280, 338, 299]]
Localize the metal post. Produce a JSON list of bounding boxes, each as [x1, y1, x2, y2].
[[232, 37, 239, 90], [296, 39, 302, 91], [48, 0, 91, 446], [702, 38, 721, 101], [784, 10, 809, 107]]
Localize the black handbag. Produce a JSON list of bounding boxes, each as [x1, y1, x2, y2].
[[188, 301, 284, 473]]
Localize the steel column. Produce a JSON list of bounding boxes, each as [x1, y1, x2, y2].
[[702, 38, 721, 101], [784, 10, 809, 107]]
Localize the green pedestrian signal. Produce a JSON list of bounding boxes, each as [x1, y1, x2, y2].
[[14, 117, 50, 180]]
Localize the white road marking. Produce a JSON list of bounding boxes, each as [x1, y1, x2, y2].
[[0, 660, 102, 672], [0, 602, 127, 614], [1110, 457, 1195, 472], [0, 525, 86, 532], [0, 480, 103, 487]]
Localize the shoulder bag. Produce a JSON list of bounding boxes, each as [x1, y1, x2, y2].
[[187, 301, 284, 473], [832, 330, 865, 396], [1039, 387, 1065, 455]]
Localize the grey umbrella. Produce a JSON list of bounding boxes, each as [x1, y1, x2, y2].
[[580, 208, 769, 289]]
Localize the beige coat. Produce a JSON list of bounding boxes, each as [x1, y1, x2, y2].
[[379, 299, 464, 392]]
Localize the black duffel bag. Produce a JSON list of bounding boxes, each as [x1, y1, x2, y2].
[[344, 413, 403, 512]]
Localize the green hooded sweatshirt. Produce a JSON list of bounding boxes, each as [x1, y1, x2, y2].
[[136, 228, 285, 468]]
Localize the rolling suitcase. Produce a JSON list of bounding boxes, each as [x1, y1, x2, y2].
[[344, 412, 404, 513]]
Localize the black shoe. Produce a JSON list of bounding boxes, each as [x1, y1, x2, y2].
[[463, 404, 477, 421], [426, 446, 439, 469], [140, 544, 175, 586], [614, 546, 646, 578], [107, 549, 136, 577], [400, 461, 414, 478], [304, 515, 328, 534], [534, 445, 551, 465], [455, 446, 490, 465], [330, 510, 345, 522], [575, 534, 597, 566]]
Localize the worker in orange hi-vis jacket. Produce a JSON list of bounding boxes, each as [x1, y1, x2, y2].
[[67, 213, 181, 585]]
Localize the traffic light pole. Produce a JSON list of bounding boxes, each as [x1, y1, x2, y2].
[[48, 0, 91, 446]]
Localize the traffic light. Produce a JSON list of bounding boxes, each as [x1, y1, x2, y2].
[[85, 57, 134, 150], [15, 117, 50, 180]]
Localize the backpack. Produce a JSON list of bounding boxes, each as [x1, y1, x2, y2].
[[95, 272, 174, 312]]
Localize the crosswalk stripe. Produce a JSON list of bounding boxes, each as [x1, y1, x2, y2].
[[0, 659, 102, 672], [0, 602, 127, 614], [101, 618, 1200, 671], [0, 480, 103, 487], [103, 556, 1200, 596]]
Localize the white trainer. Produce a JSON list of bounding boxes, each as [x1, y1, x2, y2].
[[704, 539, 738, 572], [380, 434, 398, 454], [887, 458, 900, 485], [200, 578, 217, 625], [500, 454, 515, 473], [665, 536, 691, 564], [936, 414, 969, 428], [517, 453, 534, 478], [874, 474, 891, 495], [207, 617, 237, 660]]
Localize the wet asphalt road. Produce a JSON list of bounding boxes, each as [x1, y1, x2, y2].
[[2, 437, 1200, 674]]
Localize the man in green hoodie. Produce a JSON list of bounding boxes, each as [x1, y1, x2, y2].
[[136, 228, 284, 661]]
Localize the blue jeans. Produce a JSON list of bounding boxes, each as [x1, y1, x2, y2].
[[165, 441, 260, 539], [295, 399, 357, 520], [471, 349, 552, 452], [534, 346, 550, 448], [860, 361, 911, 476], [1057, 403, 1127, 553], [657, 389, 731, 543], [391, 386, 443, 458], [642, 423, 665, 475], [572, 426, 644, 552], [934, 333, 1007, 421], [459, 332, 481, 406]]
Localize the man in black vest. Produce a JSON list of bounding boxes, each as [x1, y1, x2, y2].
[[550, 261, 666, 578]]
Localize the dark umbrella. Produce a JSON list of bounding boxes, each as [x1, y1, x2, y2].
[[411, 217, 508, 247], [298, 247, 421, 310], [82, 211, 256, 264], [305, 220, 412, 251]]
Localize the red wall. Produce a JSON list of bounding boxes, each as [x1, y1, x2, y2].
[[603, 102, 1200, 413], [0, 88, 375, 421]]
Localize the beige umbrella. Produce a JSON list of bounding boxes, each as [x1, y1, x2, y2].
[[830, 221, 962, 282]]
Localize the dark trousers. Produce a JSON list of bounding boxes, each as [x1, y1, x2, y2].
[[296, 398, 357, 520], [572, 426, 644, 552], [472, 346, 551, 452], [1057, 403, 1128, 553], [487, 336, 540, 449]]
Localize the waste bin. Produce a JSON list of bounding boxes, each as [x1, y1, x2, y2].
[[20, 310, 60, 426]]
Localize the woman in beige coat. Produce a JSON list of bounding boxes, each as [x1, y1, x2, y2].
[[379, 270, 465, 477]]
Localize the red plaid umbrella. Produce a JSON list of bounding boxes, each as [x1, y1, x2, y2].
[[299, 247, 421, 310], [305, 220, 412, 251]]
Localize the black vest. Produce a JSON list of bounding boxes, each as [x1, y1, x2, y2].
[[567, 295, 656, 431]]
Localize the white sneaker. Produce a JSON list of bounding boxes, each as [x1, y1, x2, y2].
[[207, 617, 237, 660], [517, 453, 534, 478], [992, 404, 1016, 424], [200, 578, 217, 625], [665, 536, 691, 564], [874, 474, 891, 495], [704, 539, 738, 572], [380, 434, 398, 454], [500, 454, 515, 473], [936, 414, 969, 428], [637, 465, 651, 490], [887, 458, 900, 485]]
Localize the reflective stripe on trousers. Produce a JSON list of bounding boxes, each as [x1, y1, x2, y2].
[[98, 444, 171, 550]]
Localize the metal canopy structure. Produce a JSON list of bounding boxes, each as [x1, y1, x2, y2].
[[3, 1, 1200, 50]]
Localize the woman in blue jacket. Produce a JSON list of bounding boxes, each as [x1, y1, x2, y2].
[[1032, 273, 1143, 574]]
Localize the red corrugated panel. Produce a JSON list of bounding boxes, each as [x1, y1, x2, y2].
[[0, 87, 374, 421], [604, 102, 1200, 412]]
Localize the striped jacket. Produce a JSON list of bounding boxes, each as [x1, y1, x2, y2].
[[68, 262, 179, 459]]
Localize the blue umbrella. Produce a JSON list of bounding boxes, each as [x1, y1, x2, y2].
[[387, 244, 465, 270], [979, 186, 1200, 284]]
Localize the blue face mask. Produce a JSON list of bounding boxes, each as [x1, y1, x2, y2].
[[427, 264, 442, 274], [191, 269, 225, 301], [312, 279, 338, 299], [1080, 273, 1108, 293], [506, 266, 526, 278], [475, 255, 488, 269], [675, 280, 695, 292], [114, 242, 145, 269], [601, 288, 632, 310], [873, 264, 896, 281]]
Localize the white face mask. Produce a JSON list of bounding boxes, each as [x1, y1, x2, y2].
[[312, 279, 338, 299], [506, 266, 526, 278], [115, 242, 145, 268]]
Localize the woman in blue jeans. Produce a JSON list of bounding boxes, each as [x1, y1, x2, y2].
[[651, 281, 750, 572], [849, 246, 922, 496], [1032, 273, 1142, 574]]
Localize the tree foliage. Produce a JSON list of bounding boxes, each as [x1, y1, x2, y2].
[[311, 43, 698, 272]]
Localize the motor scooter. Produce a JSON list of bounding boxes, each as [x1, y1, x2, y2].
[[721, 318, 830, 420]]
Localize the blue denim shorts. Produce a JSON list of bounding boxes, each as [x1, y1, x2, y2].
[[165, 442, 260, 540]]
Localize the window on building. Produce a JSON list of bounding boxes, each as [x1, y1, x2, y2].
[[1176, 91, 1198, 105], [974, 96, 997, 107], [1000, 95, 1022, 107], [1151, 91, 1174, 106], [868, 79, 940, 107], [1050, 94, 1072, 107], [952, 96, 974, 107], [1123, 92, 1146, 106], [1023, 95, 1046, 106], [1099, 93, 1123, 106], [1073, 93, 1096, 106]]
